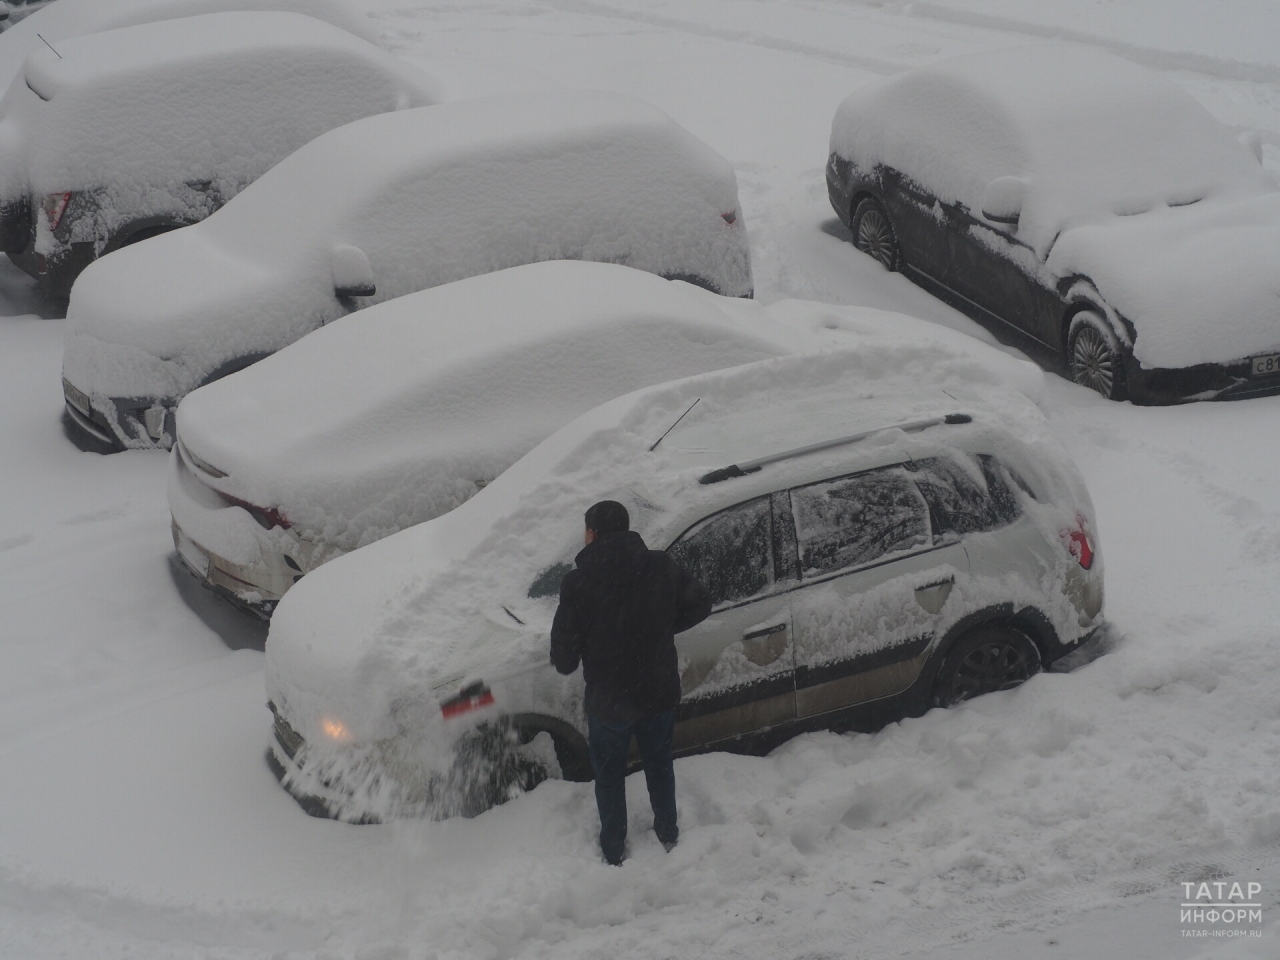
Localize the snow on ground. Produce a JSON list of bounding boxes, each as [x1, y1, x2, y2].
[[2, 1, 1279, 957]]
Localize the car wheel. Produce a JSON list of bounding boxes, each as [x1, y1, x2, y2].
[[933, 622, 1042, 707], [443, 723, 550, 817], [1068, 310, 1129, 400], [852, 197, 902, 271]]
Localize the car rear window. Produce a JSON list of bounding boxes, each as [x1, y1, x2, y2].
[[908, 454, 1021, 538]]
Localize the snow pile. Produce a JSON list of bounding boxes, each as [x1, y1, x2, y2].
[[0, 12, 440, 253], [0, 0, 378, 96], [265, 340, 1080, 817], [832, 43, 1280, 369], [63, 91, 753, 414], [172, 261, 1043, 560]]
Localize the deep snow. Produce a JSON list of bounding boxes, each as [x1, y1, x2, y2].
[[2, 0, 1279, 957]]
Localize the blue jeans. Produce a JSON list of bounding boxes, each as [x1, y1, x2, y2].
[[587, 710, 678, 864]]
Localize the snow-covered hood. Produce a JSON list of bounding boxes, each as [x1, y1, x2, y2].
[[1048, 191, 1280, 369], [0, 0, 379, 98], [62, 227, 322, 400], [174, 262, 796, 551], [64, 91, 752, 405], [266, 342, 1063, 744], [0, 12, 439, 201]]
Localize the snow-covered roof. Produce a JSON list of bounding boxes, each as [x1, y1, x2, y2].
[[831, 44, 1274, 258], [0, 0, 378, 95], [265, 338, 1071, 743], [0, 12, 440, 197], [174, 262, 799, 551], [63, 91, 751, 403]]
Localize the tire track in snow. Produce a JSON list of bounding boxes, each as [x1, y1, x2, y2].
[[538, 0, 910, 74], [893, 1, 1280, 85]]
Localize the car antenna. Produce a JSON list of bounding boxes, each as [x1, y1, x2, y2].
[[649, 398, 700, 452], [36, 34, 62, 59]]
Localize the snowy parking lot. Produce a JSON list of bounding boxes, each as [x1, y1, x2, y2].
[[2, 0, 1280, 957]]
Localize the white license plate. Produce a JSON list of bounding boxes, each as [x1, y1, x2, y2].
[[1251, 353, 1280, 377], [63, 379, 91, 416], [177, 530, 210, 579]]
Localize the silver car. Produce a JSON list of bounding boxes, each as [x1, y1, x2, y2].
[[262, 350, 1102, 822]]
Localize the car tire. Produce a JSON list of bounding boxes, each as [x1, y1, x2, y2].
[[852, 197, 902, 271], [445, 722, 550, 818], [1068, 310, 1129, 401], [932, 622, 1042, 708]]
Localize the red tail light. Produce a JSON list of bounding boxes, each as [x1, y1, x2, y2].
[[721, 210, 737, 225], [441, 682, 495, 719], [42, 191, 72, 231], [1063, 514, 1094, 570], [222, 492, 290, 530]]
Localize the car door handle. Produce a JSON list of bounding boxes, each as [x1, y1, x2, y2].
[[741, 622, 789, 668], [914, 577, 955, 615], [743, 623, 787, 641]]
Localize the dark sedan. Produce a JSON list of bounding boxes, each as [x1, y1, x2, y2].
[[827, 44, 1280, 404]]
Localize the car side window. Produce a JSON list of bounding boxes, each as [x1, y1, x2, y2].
[[790, 467, 929, 577], [909, 455, 1021, 538], [667, 496, 773, 609]]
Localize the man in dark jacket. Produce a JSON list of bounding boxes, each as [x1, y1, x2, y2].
[[550, 500, 711, 865]]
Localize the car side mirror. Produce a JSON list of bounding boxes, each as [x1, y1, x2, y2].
[[331, 244, 375, 299], [981, 176, 1027, 225], [1239, 130, 1264, 164]]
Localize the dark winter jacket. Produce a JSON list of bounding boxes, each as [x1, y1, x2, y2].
[[550, 530, 711, 722]]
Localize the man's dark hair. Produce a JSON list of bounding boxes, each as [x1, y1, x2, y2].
[[585, 500, 629, 535]]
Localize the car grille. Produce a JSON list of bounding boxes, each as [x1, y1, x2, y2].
[[269, 703, 304, 760]]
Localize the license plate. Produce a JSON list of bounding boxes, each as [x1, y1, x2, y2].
[[1251, 353, 1280, 377], [176, 529, 210, 579], [63, 378, 91, 416]]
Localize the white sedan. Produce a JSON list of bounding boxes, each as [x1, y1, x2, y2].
[[62, 91, 753, 451], [167, 261, 866, 618]]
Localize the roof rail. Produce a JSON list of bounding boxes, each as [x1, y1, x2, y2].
[[699, 413, 971, 485]]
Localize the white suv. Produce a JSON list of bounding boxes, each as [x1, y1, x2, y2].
[[262, 349, 1102, 821]]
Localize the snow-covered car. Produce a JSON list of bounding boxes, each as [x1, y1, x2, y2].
[[262, 343, 1103, 822], [827, 44, 1280, 404], [165, 261, 963, 619], [61, 91, 753, 451], [0, 0, 376, 87], [0, 1, 57, 33], [168, 261, 818, 618], [0, 11, 445, 301]]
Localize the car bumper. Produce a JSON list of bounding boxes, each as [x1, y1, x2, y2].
[[171, 520, 284, 619], [1125, 354, 1280, 405], [62, 377, 175, 451]]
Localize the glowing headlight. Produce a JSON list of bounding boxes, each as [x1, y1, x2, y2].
[[319, 717, 352, 743]]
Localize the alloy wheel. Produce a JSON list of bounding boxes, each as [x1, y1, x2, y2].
[[855, 206, 897, 269], [944, 635, 1038, 704], [1071, 323, 1118, 397]]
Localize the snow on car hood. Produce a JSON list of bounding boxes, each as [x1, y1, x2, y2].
[[175, 262, 797, 552], [1048, 192, 1280, 369], [0, 0, 379, 97], [0, 12, 439, 200], [265, 340, 1064, 745], [63, 90, 752, 404], [831, 44, 1274, 259]]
